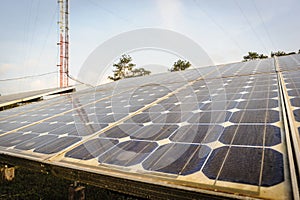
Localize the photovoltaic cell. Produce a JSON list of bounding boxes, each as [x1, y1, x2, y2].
[[142, 143, 210, 175], [34, 136, 81, 154], [220, 125, 281, 146], [65, 138, 119, 160], [169, 125, 223, 143], [14, 135, 59, 150], [203, 146, 284, 186], [98, 140, 158, 167]]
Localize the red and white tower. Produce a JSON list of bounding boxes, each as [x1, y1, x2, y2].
[[57, 0, 69, 88]]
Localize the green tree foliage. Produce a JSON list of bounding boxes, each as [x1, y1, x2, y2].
[[243, 52, 268, 62], [287, 52, 296, 55], [108, 54, 135, 81], [244, 52, 259, 60], [259, 54, 268, 59], [271, 51, 296, 57], [271, 51, 286, 57], [108, 54, 151, 81], [170, 59, 191, 72]]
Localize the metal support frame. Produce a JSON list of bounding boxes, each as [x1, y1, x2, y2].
[[0, 154, 235, 200]]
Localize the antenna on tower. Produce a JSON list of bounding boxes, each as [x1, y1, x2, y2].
[[57, 0, 69, 88]]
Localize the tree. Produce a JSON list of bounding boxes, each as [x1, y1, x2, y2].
[[243, 52, 268, 61], [243, 52, 259, 61], [271, 51, 297, 57], [108, 54, 136, 81], [287, 52, 296, 55], [271, 51, 286, 57], [170, 59, 191, 72], [258, 54, 268, 59], [298, 49, 300, 54], [108, 54, 151, 81]]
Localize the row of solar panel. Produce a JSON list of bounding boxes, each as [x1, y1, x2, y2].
[[0, 72, 284, 185], [1, 54, 299, 199]]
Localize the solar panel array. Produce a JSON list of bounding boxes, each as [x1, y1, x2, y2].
[[1, 55, 300, 199]]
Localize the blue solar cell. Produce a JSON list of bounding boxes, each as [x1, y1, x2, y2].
[[170, 125, 223, 144], [14, 135, 59, 150], [287, 89, 300, 96], [293, 109, 300, 122], [100, 124, 143, 138], [202, 146, 228, 180], [96, 114, 127, 123], [237, 99, 278, 109], [261, 149, 284, 186], [130, 125, 178, 140], [242, 91, 278, 99], [217, 147, 262, 185], [230, 110, 279, 123], [0, 132, 38, 147], [21, 122, 65, 134], [65, 138, 118, 160], [220, 125, 281, 146], [142, 143, 210, 175], [203, 146, 284, 186], [290, 98, 300, 107], [200, 101, 237, 110], [98, 140, 158, 167], [151, 112, 191, 123], [0, 121, 31, 131], [188, 111, 231, 123], [34, 136, 81, 154]]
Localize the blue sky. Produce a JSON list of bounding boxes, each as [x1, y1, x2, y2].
[[0, 0, 300, 94]]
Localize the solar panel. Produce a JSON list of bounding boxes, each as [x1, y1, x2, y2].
[[0, 87, 75, 109], [1, 55, 300, 199], [278, 56, 300, 131], [277, 55, 300, 192]]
